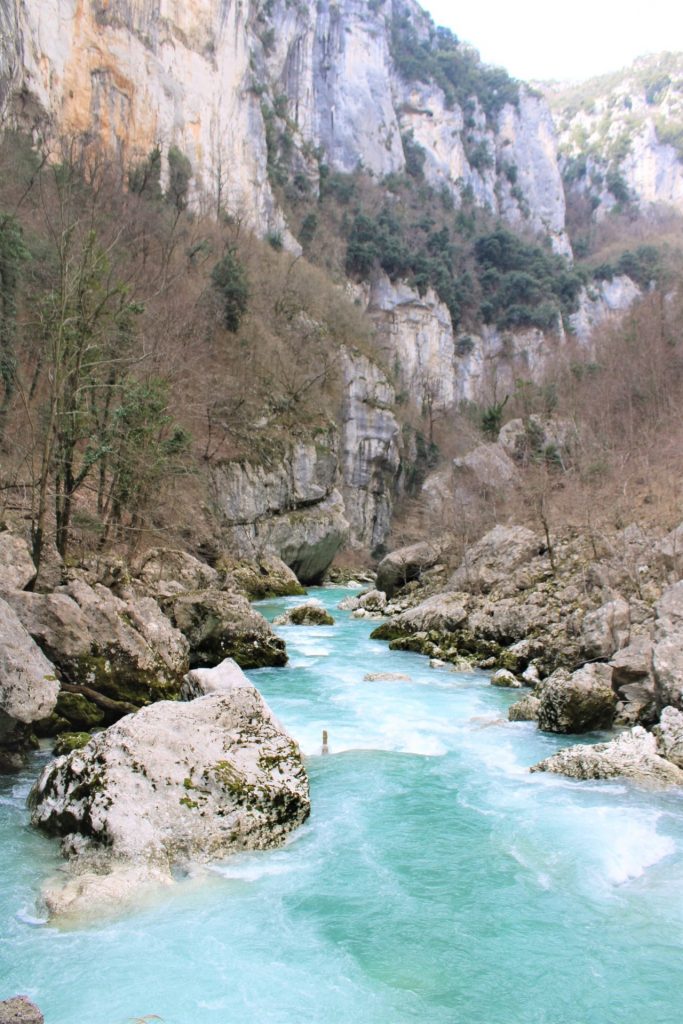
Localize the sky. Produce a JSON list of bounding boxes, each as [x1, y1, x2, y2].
[[421, 0, 683, 83]]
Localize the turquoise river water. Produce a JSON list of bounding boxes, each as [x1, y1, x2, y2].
[[1, 586, 683, 1023]]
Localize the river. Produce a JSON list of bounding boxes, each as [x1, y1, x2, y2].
[[1, 586, 683, 1023]]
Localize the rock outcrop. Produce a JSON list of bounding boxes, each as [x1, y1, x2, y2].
[[531, 726, 683, 788], [652, 581, 683, 712], [29, 660, 310, 920], [210, 439, 349, 582]]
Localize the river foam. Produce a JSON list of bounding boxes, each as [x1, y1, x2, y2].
[[1, 586, 682, 1023]]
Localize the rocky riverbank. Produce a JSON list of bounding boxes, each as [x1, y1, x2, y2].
[[359, 520, 683, 787]]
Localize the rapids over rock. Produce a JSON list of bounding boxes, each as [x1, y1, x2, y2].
[[1, 587, 683, 1024]]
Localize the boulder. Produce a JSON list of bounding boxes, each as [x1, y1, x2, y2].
[[376, 541, 442, 598], [169, 589, 286, 668], [609, 637, 657, 725], [537, 663, 617, 734], [530, 727, 683, 788], [220, 553, 305, 599], [652, 582, 683, 712], [653, 706, 683, 769], [452, 442, 519, 495], [508, 694, 541, 722], [0, 531, 36, 592], [29, 663, 310, 920], [498, 415, 577, 466], [388, 592, 469, 633], [5, 581, 188, 708], [0, 997, 44, 1024], [656, 522, 683, 575], [274, 600, 334, 626], [449, 525, 540, 594], [134, 547, 219, 598], [491, 669, 522, 688], [579, 597, 630, 660], [357, 589, 387, 613], [0, 597, 59, 769]]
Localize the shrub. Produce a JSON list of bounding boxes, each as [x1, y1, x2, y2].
[[211, 248, 249, 332]]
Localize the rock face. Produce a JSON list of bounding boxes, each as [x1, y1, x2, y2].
[[210, 439, 349, 582], [531, 727, 683, 788], [0, 1, 571, 244], [340, 350, 401, 552], [536, 664, 617, 734], [550, 54, 683, 221], [0, 597, 59, 769], [29, 660, 310, 920]]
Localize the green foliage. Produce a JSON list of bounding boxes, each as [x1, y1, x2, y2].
[[389, 7, 519, 117], [167, 146, 193, 211], [401, 131, 426, 179], [466, 139, 494, 172], [592, 245, 663, 289], [605, 168, 631, 204], [129, 146, 162, 201], [481, 395, 508, 439], [474, 227, 584, 331], [299, 212, 318, 249], [345, 208, 465, 325], [211, 248, 249, 332]]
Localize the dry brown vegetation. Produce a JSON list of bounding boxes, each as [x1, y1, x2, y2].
[[0, 133, 381, 568]]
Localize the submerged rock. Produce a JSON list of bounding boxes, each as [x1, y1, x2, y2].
[[29, 660, 309, 920], [537, 664, 617, 734], [274, 600, 334, 626], [508, 694, 541, 722], [531, 727, 683, 788], [363, 672, 411, 682]]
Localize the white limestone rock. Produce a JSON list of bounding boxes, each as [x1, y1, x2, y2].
[[491, 669, 522, 688], [537, 663, 617, 734], [29, 671, 310, 920], [653, 706, 683, 769], [531, 727, 683, 788], [0, 531, 36, 593]]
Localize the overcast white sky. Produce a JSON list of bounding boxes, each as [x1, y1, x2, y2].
[[421, 1, 683, 82]]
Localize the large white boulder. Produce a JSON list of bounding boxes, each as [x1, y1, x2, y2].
[[531, 727, 683, 788], [29, 661, 309, 920]]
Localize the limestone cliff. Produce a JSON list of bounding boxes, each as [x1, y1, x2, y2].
[[0, 0, 569, 249], [547, 53, 683, 220]]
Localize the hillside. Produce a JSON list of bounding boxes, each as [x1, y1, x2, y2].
[[0, 2, 682, 580]]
